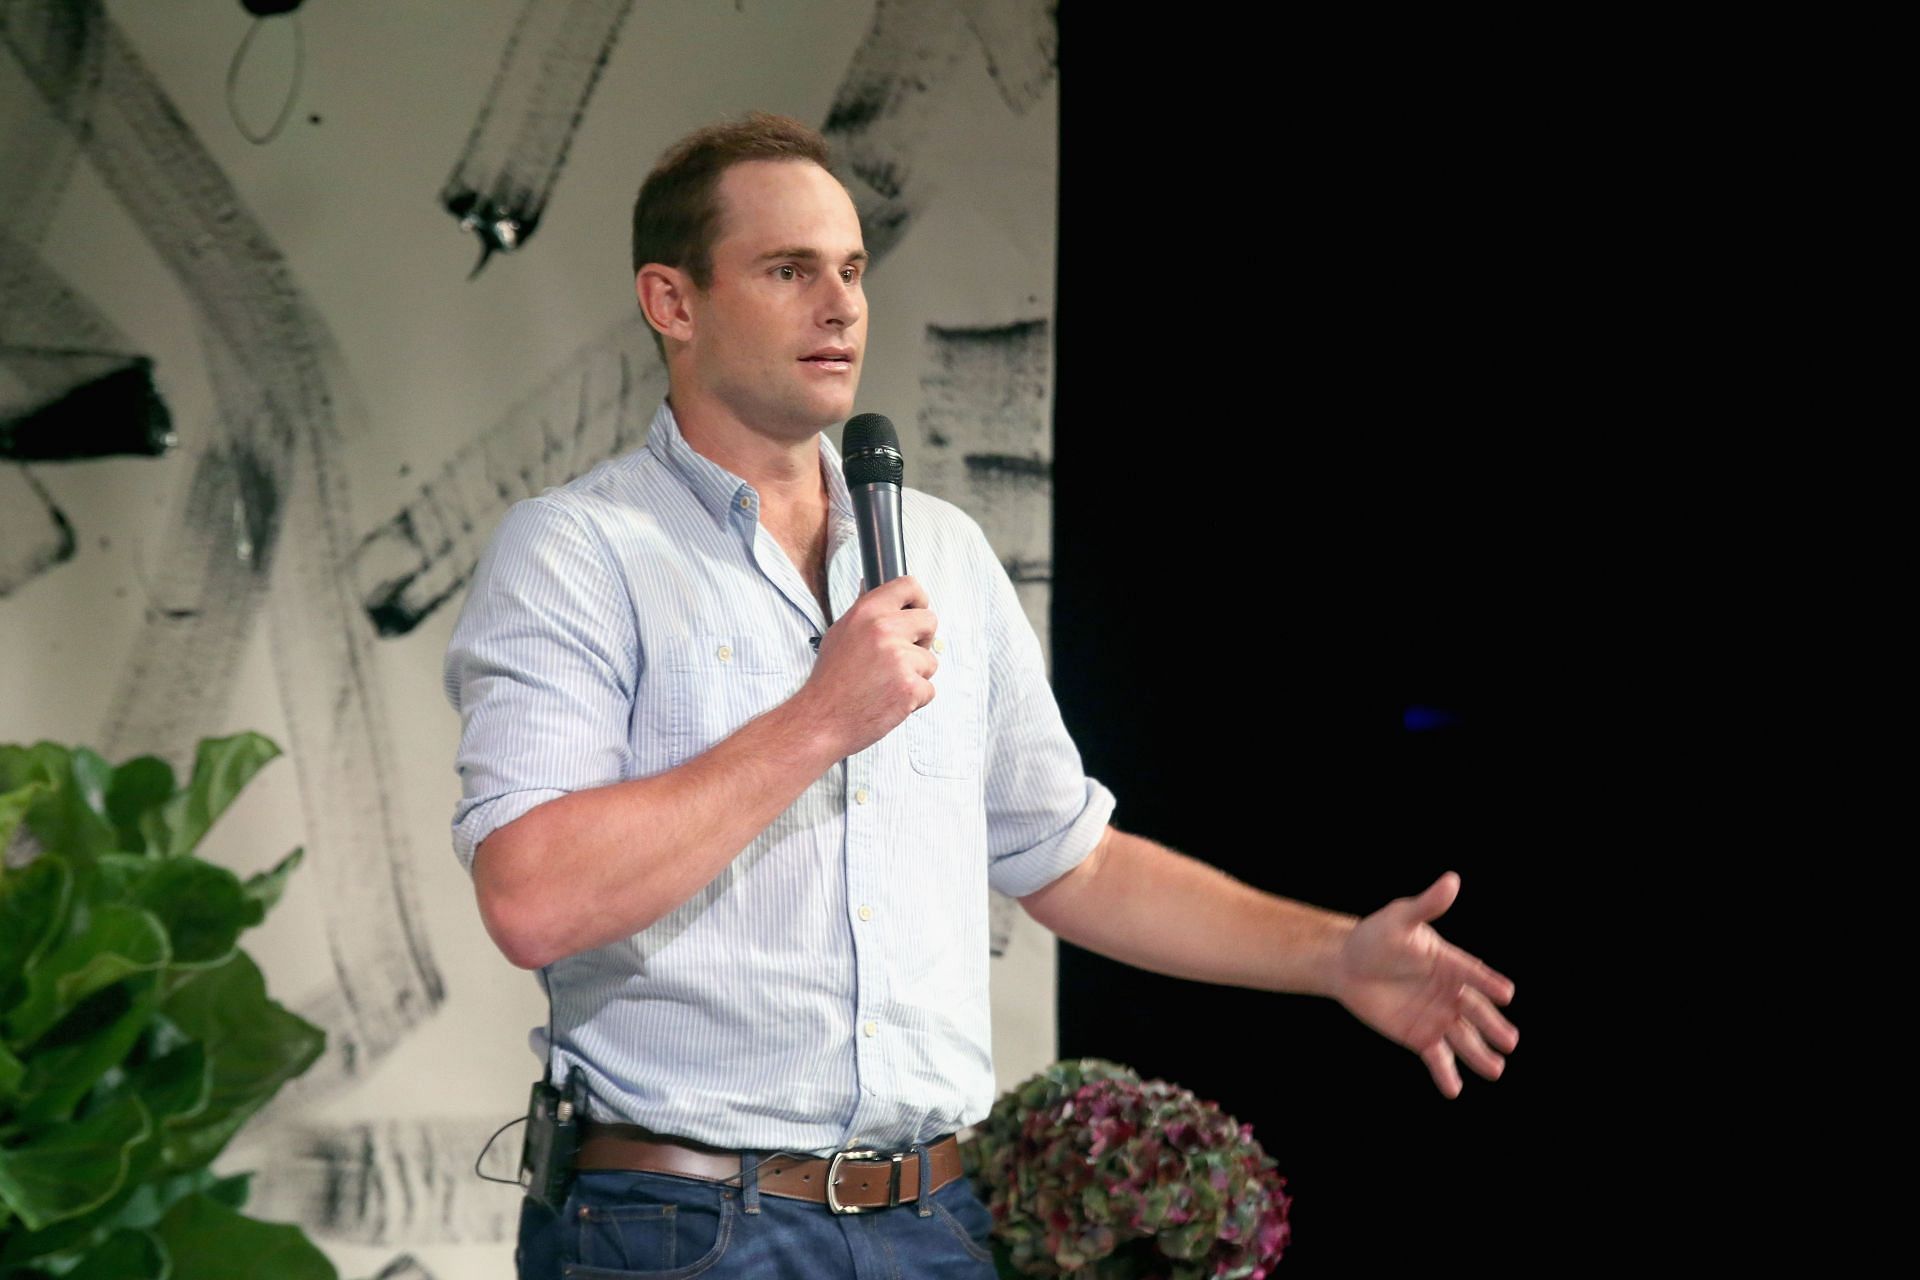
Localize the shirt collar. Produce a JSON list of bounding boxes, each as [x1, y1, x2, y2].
[[646, 399, 855, 529]]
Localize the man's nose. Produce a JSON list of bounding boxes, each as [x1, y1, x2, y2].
[[821, 276, 862, 328]]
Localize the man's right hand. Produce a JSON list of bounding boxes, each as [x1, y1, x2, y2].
[[795, 575, 938, 760]]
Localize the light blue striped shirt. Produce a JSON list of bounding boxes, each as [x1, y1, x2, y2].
[[443, 400, 1115, 1153]]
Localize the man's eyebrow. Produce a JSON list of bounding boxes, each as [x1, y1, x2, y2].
[[755, 246, 871, 265]]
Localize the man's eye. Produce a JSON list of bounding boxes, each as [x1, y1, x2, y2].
[[841, 268, 860, 284], [775, 264, 799, 281]]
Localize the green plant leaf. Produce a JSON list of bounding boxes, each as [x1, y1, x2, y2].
[[70, 1041, 211, 1160], [0, 743, 39, 791], [0, 1094, 150, 1232], [0, 1039, 219, 1267], [0, 1040, 23, 1099], [90, 852, 152, 901], [135, 1043, 214, 1130], [5, 905, 169, 1047], [27, 747, 120, 862], [202, 1172, 251, 1211], [240, 847, 304, 916], [0, 855, 70, 1015], [103, 757, 176, 857], [12, 975, 161, 1126], [0, 743, 63, 794], [130, 858, 263, 968], [108, 1168, 250, 1237], [0, 736, 328, 1279], [61, 1227, 168, 1280], [0, 1160, 229, 1271], [0, 780, 46, 862], [152, 1194, 336, 1280], [156, 953, 324, 1174], [153, 735, 281, 859], [138, 809, 170, 862]]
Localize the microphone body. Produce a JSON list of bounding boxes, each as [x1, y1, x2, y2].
[[842, 413, 907, 588], [851, 482, 906, 587]]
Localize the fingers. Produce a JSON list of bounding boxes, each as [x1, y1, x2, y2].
[[1420, 1040, 1462, 1100], [1445, 1012, 1505, 1083], [1445, 943, 1516, 1006], [862, 574, 929, 611], [855, 576, 939, 647], [1461, 985, 1518, 1054], [1421, 982, 1516, 1098], [894, 606, 940, 648], [1475, 959, 1518, 1006], [1409, 871, 1460, 923]]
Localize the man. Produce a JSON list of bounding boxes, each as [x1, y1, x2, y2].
[[445, 113, 1517, 1280]]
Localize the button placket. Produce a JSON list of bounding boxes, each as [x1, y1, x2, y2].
[[844, 745, 887, 1113]]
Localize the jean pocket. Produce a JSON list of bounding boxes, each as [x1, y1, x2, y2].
[[927, 1176, 996, 1264], [564, 1171, 734, 1279]]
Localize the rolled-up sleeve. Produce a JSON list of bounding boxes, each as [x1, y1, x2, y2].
[[442, 497, 639, 873], [975, 527, 1117, 898]]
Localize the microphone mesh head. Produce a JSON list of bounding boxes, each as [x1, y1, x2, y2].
[[842, 413, 903, 486]]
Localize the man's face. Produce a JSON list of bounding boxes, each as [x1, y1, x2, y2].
[[684, 159, 868, 440]]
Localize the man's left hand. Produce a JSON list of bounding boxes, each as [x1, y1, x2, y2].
[[1330, 872, 1518, 1098]]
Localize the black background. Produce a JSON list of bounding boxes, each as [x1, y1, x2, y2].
[[1050, 11, 1608, 1271]]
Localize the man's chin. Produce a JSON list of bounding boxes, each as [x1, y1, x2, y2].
[[807, 390, 860, 430], [767, 399, 855, 439]]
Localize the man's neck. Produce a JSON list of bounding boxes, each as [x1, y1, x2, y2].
[[667, 391, 829, 522]]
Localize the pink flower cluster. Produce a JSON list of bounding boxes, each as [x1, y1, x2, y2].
[[966, 1060, 1291, 1279]]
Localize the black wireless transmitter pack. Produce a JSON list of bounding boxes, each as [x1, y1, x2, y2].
[[520, 1072, 587, 1210]]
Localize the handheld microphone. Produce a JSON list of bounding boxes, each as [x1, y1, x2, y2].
[[842, 413, 906, 589]]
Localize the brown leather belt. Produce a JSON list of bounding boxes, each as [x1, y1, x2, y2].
[[576, 1123, 963, 1214]]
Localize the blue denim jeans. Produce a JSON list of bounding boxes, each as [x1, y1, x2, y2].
[[515, 1147, 999, 1279]]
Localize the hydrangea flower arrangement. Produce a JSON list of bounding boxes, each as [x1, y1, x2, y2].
[[963, 1059, 1291, 1279]]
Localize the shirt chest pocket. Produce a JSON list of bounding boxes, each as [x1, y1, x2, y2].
[[660, 633, 804, 766], [907, 632, 984, 779]]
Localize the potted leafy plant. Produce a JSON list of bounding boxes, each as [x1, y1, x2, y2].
[[0, 732, 335, 1280], [963, 1059, 1292, 1279]]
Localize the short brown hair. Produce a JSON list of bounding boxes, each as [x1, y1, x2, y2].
[[631, 112, 833, 329]]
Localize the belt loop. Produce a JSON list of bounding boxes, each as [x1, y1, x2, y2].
[[740, 1152, 761, 1215], [913, 1142, 933, 1217]]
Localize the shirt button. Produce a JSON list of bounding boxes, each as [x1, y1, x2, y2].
[[738, 494, 752, 509], [858, 905, 873, 921], [932, 636, 945, 654], [863, 1021, 878, 1037], [853, 787, 869, 805], [716, 644, 733, 663]]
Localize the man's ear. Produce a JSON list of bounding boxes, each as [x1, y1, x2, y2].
[[637, 264, 695, 345]]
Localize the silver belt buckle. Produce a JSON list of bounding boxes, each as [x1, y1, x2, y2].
[[826, 1147, 904, 1214]]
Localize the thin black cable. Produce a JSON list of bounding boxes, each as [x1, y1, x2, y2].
[[541, 963, 558, 1086], [474, 1115, 527, 1186], [473, 966, 560, 1189]]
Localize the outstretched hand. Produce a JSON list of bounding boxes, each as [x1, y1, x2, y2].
[[1330, 872, 1518, 1098]]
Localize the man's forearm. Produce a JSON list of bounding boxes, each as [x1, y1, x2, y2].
[[1025, 826, 1360, 998], [472, 694, 841, 969]]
